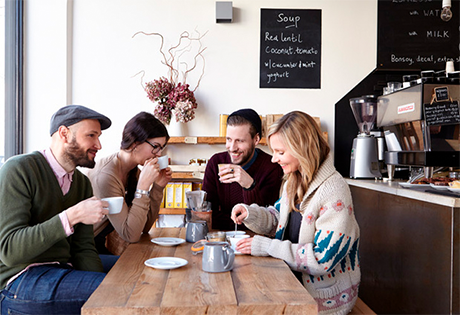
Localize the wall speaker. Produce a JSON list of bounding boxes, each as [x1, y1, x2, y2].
[[216, 1, 233, 23]]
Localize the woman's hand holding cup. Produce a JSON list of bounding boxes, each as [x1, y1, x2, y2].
[[137, 157, 160, 190], [156, 167, 173, 188], [233, 236, 253, 255]]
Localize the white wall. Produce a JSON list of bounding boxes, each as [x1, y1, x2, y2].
[[25, 0, 377, 164]]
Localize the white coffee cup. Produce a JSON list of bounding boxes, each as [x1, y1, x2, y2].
[[101, 196, 123, 214], [157, 155, 169, 170], [446, 60, 455, 74], [228, 234, 250, 254]]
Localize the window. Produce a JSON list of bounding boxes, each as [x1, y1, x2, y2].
[[0, 0, 4, 166], [3, 0, 23, 165]]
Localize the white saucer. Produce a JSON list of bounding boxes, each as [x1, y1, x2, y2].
[[429, 183, 450, 190], [399, 182, 430, 188], [151, 237, 185, 246], [144, 257, 188, 270], [447, 187, 460, 193]]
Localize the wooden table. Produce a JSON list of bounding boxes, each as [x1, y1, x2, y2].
[[82, 228, 317, 315]]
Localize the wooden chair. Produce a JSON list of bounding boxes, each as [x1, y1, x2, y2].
[[350, 297, 376, 315], [105, 230, 129, 256]]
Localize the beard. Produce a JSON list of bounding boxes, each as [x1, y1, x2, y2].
[[64, 136, 96, 168], [229, 142, 256, 166]]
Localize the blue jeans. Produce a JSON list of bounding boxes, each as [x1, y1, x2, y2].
[[99, 254, 119, 273], [0, 264, 105, 315]]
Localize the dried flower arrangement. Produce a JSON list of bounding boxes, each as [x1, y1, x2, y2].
[[133, 30, 206, 125]]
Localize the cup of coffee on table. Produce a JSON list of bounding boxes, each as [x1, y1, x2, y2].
[[228, 234, 250, 254], [101, 196, 123, 214]]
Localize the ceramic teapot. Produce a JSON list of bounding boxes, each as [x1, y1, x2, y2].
[[185, 220, 208, 243], [202, 241, 235, 273]]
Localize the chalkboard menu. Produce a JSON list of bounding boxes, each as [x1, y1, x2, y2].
[[378, 0, 460, 70], [435, 86, 449, 102], [260, 9, 321, 89], [424, 101, 460, 126]]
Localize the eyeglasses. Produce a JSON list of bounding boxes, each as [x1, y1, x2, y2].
[[145, 140, 166, 154]]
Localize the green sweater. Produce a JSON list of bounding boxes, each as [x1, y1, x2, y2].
[[0, 151, 103, 288]]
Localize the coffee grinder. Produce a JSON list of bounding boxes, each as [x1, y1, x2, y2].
[[349, 95, 382, 179]]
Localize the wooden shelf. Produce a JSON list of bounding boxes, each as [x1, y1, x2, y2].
[[166, 118, 328, 147], [169, 165, 205, 180], [167, 135, 329, 146], [171, 172, 203, 180], [168, 136, 267, 145], [159, 208, 186, 215]]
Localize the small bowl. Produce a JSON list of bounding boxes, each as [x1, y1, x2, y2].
[[225, 231, 246, 238]]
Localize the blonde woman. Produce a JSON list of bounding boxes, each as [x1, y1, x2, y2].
[[231, 111, 360, 314]]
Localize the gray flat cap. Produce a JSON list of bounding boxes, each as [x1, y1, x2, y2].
[[50, 105, 112, 136]]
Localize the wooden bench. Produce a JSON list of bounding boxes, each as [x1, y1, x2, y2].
[[350, 297, 376, 315]]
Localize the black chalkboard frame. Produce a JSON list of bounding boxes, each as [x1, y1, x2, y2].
[[377, 0, 460, 71], [434, 86, 450, 102], [259, 8, 322, 89]]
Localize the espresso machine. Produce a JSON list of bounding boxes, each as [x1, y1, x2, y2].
[[349, 95, 383, 179], [377, 82, 460, 179]]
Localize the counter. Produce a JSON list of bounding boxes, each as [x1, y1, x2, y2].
[[346, 178, 460, 208], [347, 178, 459, 314]]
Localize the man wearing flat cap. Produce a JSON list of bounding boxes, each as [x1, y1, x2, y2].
[[202, 108, 283, 230], [0, 105, 111, 314]]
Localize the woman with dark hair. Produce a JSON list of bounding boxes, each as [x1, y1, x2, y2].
[[231, 111, 360, 314], [86, 112, 172, 257]]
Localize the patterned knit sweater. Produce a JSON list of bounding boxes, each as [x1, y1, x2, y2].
[[202, 149, 283, 230], [241, 155, 360, 315]]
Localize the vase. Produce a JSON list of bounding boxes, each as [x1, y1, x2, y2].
[[167, 119, 188, 137]]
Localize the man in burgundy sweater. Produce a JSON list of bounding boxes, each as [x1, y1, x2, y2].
[[202, 109, 283, 231]]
